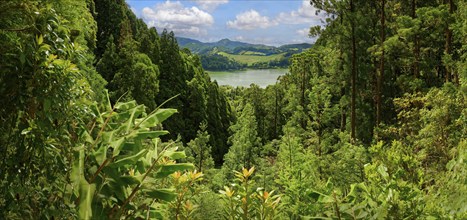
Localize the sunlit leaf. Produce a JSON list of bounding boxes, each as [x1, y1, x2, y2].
[[138, 109, 177, 129], [78, 181, 95, 220]]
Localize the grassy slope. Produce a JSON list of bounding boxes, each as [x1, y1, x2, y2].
[[218, 52, 286, 65]]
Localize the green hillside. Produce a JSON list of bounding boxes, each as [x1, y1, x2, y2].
[[218, 51, 287, 65], [177, 37, 311, 70]]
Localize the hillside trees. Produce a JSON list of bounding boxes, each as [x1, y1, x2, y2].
[[0, 0, 234, 217], [108, 37, 159, 110], [186, 123, 214, 172], [200, 53, 245, 71], [92, 0, 233, 165], [0, 0, 100, 217]]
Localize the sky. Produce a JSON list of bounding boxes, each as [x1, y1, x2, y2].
[[126, 0, 326, 46]]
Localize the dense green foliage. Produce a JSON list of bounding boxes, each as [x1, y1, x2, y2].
[[0, 0, 465, 219], [200, 53, 246, 71], [0, 0, 231, 218]]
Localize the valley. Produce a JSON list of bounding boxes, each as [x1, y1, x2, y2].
[[177, 37, 311, 70]]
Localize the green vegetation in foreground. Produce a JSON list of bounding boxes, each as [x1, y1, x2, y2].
[[218, 51, 286, 65]]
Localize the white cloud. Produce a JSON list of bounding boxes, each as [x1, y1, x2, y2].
[[296, 28, 310, 37], [191, 0, 228, 12], [277, 0, 323, 25], [227, 10, 278, 30], [234, 36, 245, 41], [142, 1, 214, 36]]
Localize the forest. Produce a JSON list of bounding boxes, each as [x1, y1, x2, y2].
[[0, 0, 465, 219]]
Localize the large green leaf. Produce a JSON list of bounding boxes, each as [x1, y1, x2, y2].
[[110, 149, 148, 168], [114, 100, 137, 111], [78, 181, 96, 220], [129, 131, 169, 141], [125, 104, 145, 133], [71, 145, 85, 197], [138, 109, 177, 129], [143, 188, 177, 202], [162, 148, 187, 160]]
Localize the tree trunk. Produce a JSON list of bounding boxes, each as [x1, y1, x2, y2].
[[412, 0, 420, 78], [350, 0, 357, 141], [274, 86, 278, 138], [445, 0, 454, 83], [339, 15, 346, 132], [377, 0, 385, 126]]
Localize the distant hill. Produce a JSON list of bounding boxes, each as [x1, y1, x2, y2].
[[176, 37, 313, 70], [177, 37, 311, 55], [177, 37, 275, 54]]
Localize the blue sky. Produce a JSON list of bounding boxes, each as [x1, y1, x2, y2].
[[126, 0, 325, 46]]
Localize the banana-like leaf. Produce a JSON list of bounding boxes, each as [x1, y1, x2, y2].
[[138, 109, 177, 129], [78, 180, 96, 220], [71, 145, 85, 197], [129, 131, 169, 141], [143, 188, 177, 202], [110, 149, 148, 168], [125, 104, 145, 133], [162, 150, 187, 160], [114, 100, 137, 111]]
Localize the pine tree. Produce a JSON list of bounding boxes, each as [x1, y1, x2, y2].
[[222, 104, 261, 180], [187, 123, 214, 172]]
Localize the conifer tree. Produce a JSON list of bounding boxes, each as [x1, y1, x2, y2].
[[187, 123, 214, 172], [222, 104, 261, 179]]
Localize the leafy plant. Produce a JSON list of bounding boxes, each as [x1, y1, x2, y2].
[[220, 167, 281, 220], [169, 170, 204, 220], [70, 96, 194, 219]]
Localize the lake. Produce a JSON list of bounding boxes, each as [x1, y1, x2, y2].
[[208, 69, 288, 88]]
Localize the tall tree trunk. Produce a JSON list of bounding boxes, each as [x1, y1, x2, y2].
[[339, 15, 346, 132], [377, 0, 385, 126], [412, 0, 420, 78], [274, 86, 278, 138], [445, 0, 454, 83], [350, 0, 357, 141], [300, 58, 307, 129], [340, 87, 346, 132]]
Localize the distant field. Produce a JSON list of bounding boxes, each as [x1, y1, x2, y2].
[[241, 51, 266, 55], [218, 52, 286, 65]]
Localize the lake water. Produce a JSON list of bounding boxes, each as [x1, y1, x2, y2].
[[208, 69, 288, 88]]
